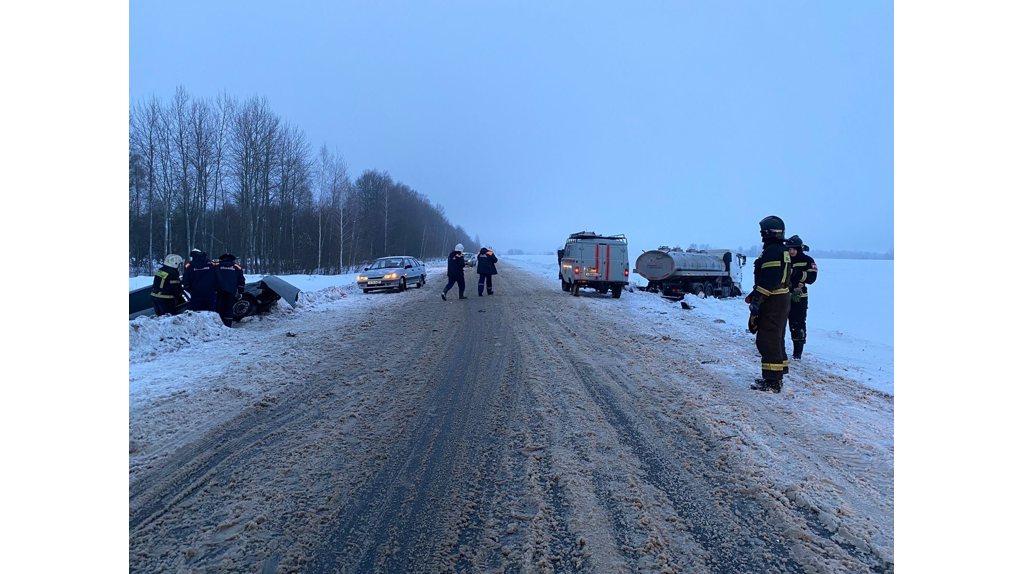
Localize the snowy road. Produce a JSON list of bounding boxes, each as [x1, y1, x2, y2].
[[128, 264, 893, 574]]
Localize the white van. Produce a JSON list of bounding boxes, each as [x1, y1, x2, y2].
[[557, 231, 630, 298]]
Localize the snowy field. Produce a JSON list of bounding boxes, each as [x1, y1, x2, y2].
[[503, 253, 895, 395]]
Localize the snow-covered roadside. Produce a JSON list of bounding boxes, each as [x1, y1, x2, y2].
[[504, 254, 894, 396], [128, 262, 448, 471]]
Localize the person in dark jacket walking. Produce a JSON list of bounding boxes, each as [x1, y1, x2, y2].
[[785, 235, 818, 360], [476, 246, 499, 296], [441, 243, 468, 301], [183, 249, 217, 312], [214, 253, 246, 327], [746, 215, 793, 393], [151, 254, 187, 316]]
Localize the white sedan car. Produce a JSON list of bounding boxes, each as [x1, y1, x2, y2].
[[357, 256, 427, 293]]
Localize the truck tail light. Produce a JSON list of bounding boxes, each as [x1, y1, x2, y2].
[[624, 269, 629, 277], [574, 267, 580, 275]]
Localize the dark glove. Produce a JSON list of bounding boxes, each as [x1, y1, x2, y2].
[[748, 300, 761, 317], [748, 314, 759, 334]]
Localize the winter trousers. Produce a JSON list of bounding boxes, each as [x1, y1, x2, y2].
[[189, 293, 217, 313], [756, 293, 791, 381], [788, 297, 808, 357], [443, 276, 466, 297], [477, 274, 493, 295], [216, 292, 236, 327], [152, 297, 180, 317]]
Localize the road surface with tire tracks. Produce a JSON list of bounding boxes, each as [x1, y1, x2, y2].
[[129, 263, 893, 574]]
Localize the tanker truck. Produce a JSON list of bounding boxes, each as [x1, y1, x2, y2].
[[633, 248, 746, 299]]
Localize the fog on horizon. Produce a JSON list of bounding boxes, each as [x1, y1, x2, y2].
[[131, 1, 893, 257]]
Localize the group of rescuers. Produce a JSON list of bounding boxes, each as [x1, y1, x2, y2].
[[441, 244, 500, 300], [152, 225, 817, 391], [150, 249, 245, 327], [747, 215, 818, 393]]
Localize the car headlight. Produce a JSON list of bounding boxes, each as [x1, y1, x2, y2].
[[357, 276, 367, 281], [384, 272, 397, 280]]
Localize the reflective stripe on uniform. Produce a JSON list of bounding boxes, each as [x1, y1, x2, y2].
[[762, 363, 786, 371], [151, 293, 176, 299], [761, 261, 782, 268], [756, 286, 772, 296], [793, 262, 808, 267]]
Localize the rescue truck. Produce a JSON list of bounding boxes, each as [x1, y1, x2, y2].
[[557, 231, 630, 298]]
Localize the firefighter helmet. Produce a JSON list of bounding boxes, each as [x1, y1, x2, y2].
[[455, 243, 464, 252], [787, 235, 808, 251], [759, 215, 785, 241], [164, 254, 183, 267]]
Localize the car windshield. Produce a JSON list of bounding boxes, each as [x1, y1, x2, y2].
[[370, 258, 405, 269]]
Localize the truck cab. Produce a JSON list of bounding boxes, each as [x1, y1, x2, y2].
[[705, 249, 746, 296], [557, 231, 630, 298]]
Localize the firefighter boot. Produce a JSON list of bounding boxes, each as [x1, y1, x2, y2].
[[750, 378, 783, 393], [793, 341, 804, 360]]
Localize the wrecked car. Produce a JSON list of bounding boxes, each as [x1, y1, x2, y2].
[[129, 275, 300, 322]]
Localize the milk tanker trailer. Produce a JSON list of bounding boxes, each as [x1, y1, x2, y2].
[[633, 248, 746, 299]]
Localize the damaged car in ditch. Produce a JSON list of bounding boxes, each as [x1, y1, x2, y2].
[[129, 275, 301, 323]]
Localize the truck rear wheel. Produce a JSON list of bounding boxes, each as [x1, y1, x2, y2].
[[611, 285, 622, 298], [703, 282, 715, 298], [561, 278, 570, 292], [692, 283, 704, 297], [571, 282, 580, 297]]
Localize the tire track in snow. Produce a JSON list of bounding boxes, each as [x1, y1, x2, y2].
[[306, 291, 525, 573]]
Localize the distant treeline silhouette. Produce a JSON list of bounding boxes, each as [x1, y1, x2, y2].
[[129, 87, 478, 276], [737, 245, 893, 260]]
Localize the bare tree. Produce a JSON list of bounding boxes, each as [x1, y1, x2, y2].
[[171, 86, 196, 255]]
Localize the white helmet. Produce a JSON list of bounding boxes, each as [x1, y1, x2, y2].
[[164, 254, 183, 267], [455, 243, 464, 252]]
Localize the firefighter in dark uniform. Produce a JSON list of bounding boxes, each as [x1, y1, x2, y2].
[[746, 215, 793, 393], [183, 249, 218, 312], [151, 254, 186, 316], [441, 243, 468, 301], [786, 235, 818, 360], [214, 253, 246, 327]]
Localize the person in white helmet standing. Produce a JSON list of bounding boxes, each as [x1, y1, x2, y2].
[[151, 254, 187, 316], [441, 243, 468, 300]]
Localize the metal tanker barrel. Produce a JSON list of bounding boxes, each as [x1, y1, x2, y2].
[[635, 250, 725, 281]]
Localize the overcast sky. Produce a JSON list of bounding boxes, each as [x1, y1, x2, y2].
[[130, 1, 893, 255]]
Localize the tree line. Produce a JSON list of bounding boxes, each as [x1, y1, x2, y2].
[[129, 87, 478, 276], [737, 245, 894, 260]]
